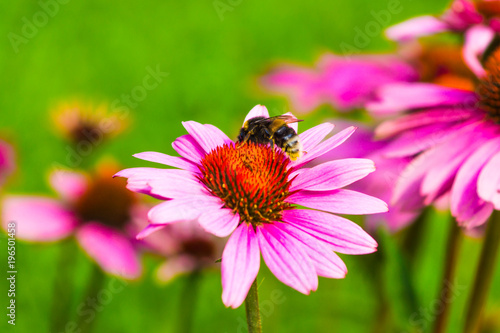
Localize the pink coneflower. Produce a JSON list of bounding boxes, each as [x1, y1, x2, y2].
[[0, 140, 15, 187], [260, 53, 417, 113], [1, 164, 144, 279], [386, 0, 500, 77], [116, 105, 388, 308], [368, 46, 500, 230]]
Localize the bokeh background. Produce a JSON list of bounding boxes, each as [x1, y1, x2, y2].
[[2, 0, 500, 332]]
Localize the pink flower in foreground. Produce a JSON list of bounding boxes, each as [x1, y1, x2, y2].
[[1, 165, 145, 279], [386, 0, 500, 77], [368, 46, 500, 229], [0, 140, 15, 187], [116, 105, 388, 308], [260, 53, 417, 113]]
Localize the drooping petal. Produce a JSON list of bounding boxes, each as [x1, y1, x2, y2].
[[243, 105, 270, 125], [221, 223, 260, 308], [49, 170, 88, 202], [136, 223, 170, 239], [257, 223, 318, 294], [133, 152, 200, 173], [282, 209, 378, 254], [463, 24, 495, 78], [478, 150, 500, 209], [298, 122, 334, 153], [290, 158, 375, 192], [287, 189, 388, 215], [198, 208, 239, 237], [385, 16, 450, 41], [2, 196, 78, 242], [76, 222, 142, 279], [148, 196, 223, 224]]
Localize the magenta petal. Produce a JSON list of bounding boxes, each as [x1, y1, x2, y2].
[[463, 25, 494, 77], [277, 222, 347, 278], [385, 15, 450, 41], [257, 223, 318, 294], [172, 134, 206, 163], [287, 189, 388, 215], [2, 196, 78, 242], [0, 140, 15, 186], [182, 121, 232, 154], [367, 83, 475, 114], [49, 170, 88, 202], [198, 208, 239, 237], [133, 152, 199, 173], [243, 105, 270, 125], [136, 223, 169, 239], [148, 196, 223, 224], [478, 150, 500, 209], [76, 223, 142, 279], [221, 223, 260, 308], [283, 209, 377, 254], [290, 158, 375, 192], [298, 123, 334, 153]]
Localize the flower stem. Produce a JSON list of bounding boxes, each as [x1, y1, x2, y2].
[[50, 239, 77, 333], [463, 210, 500, 333], [432, 219, 462, 333], [245, 278, 262, 333], [178, 270, 202, 333], [77, 263, 107, 333]]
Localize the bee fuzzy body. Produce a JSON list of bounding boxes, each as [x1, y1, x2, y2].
[[237, 115, 303, 160]]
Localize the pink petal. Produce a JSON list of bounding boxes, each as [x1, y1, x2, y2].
[[257, 223, 318, 294], [367, 83, 475, 115], [76, 222, 142, 279], [148, 195, 223, 224], [385, 16, 450, 41], [287, 189, 388, 215], [49, 170, 88, 202], [182, 121, 232, 154], [478, 150, 500, 209], [136, 223, 169, 239], [298, 123, 334, 153], [2, 196, 78, 242], [282, 209, 377, 254], [463, 25, 495, 77], [133, 152, 199, 173], [290, 158, 375, 192], [172, 134, 206, 163], [198, 208, 239, 237], [243, 105, 270, 125], [221, 223, 260, 308], [291, 126, 356, 169], [277, 222, 347, 278], [156, 255, 197, 283]]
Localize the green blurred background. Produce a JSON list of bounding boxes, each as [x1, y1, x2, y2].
[[2, 0, 500, 332]]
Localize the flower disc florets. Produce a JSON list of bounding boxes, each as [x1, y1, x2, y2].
[[478, 48, 500, 123], [199, 142, 294, 226]]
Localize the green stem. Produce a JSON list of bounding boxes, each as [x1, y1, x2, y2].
[[463, 211, 500, 333], [433, 219, 462, 333], [77, 263, 107, 333], [50, 239, 78, 333], [178, 270, 202, 333], [245, 278, 262, 333], [401, 209, 428, 264]]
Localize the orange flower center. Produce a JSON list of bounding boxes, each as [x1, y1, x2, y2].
[[198, 143, 294, 226], [478, 48, 500, 123]]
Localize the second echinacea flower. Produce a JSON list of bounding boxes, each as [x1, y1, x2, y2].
[[116, 105, 388, 308]]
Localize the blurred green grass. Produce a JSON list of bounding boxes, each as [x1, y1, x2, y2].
[[2, 0, 500, 332]]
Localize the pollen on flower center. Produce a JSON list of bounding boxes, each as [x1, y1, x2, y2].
[[477, 48, 500, 124], [198, 142, 294, 226]]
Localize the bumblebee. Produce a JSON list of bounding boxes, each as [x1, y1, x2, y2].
[[237, 115, 303, 160]]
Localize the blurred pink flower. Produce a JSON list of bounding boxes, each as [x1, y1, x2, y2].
[[0, 140, 15, 187], [116, 105, 388, 308], [369, 46, 500, 230], [386, 0, 500, 77], [1, 165, 145, 279], [260, 53, 417, 113]]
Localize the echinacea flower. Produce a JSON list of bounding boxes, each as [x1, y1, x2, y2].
[[368, 45, 500, 229], [386, 0, 500, 77], [1, 164, 145, 279], [116, 105, 388, 308], [260, 53, 417, 113], [0, 139, 15, 188]]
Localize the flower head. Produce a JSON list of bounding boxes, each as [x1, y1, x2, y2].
[[2, 163, 145, 279], [116, 105, 388, 308]]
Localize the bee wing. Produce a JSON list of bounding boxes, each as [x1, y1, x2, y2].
[[271, 114, 304, 124]]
